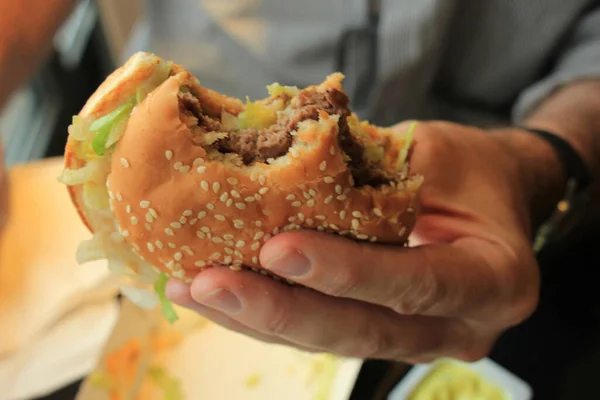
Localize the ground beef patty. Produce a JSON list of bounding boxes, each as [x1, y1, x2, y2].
[[178, 88, 387, 187]]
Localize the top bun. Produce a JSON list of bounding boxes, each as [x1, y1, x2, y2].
[[61, 52, 422, 285]]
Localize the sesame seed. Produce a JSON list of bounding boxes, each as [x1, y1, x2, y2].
[[245, 196, 255, 202], [170, 222, 182, 229], [352, 211, 363, 218], [254, 221, 262, 227], [335, 185, 342, 194], [398, 227, 407, 236], [337, 195, 347, 201], [145, 223, 152, 231], [330, 146, 336, 155], [155, 240, 164, 249], [235, 203, 247, 210], [166, 260, 175, 269], [213, 182, 220, 194], [324, 176, 334, 184], [290, 148, 299, 157], [149, 208, 158, 218], [197, 166, 207, 173], [259, 175, 266, 185], [224, 248, 233, 255], [263, 233, 272, 242], [292, 201, 302, 207], [306, 218, 314, 225], [206, 203, 215, 210], [215, 214, 226, 221], [303, 192, 312, 200], [183, 209, 193, 217], [322, 221, 329, 228], [356, 234, 369, 240], [348, 175, 355, 186], [252, 256, 259, 264], [168, 242, 176, 248], [165, 150, 173, 160], [196, 231, 206, 239], [254, 194, 262, 201], [108, 192, 115, 200], [286, 194, 296, 201], [121, 230, 130, 237], [197, 211, 206, 219], [324, 195, 333, 204], [165, 228, 174, 236], [120, 158, 130, 168], [227, 177, 238, 185], [250, 172, 259, 181], [230, 264, 242, 271], [225, 240, 234, 247], [174, 162, 183, 170], [309, 189, 317, 197], [251, 242, 260, 251], [130, 216, 138, 225], [224, 255, 232, 264], [132, 243, 141, 251], [174, 252, 183, 261], [254, 231, 265, 240], [220, 193, 229, 202], [316, 215, 326, 220], [189, 218, 198, 225], [234, 250, 243, 257], [352, 219, 360, 230], [340, 211, 346, 219], [125, 205, 132, 213], [319, 161, 327, 171], [140, 200, 151, 208], [226, 199, 233, 207], [307, 199, 315, 207], [180, 165, 191, 173], [193, 158, 204, 166], [195, 260, 206, 267], [224, 234, 234, 240], [373, 208, 383, 217], [147, 242, 155, 252], [234, 220, 244, 229], [330, 224, 339, 230], [116, 193, 123, 201], [146, 213, 154, 223], [200, 226, 210, 233], [262, 209, 271, 216], [180, 216, 188, 224], [258, 187, 269, 195], [211, 237, 224, 243], [236, 240, 246, 248], [272, 227, 280, 234], [200, 181, 209, 191], [230, 190, 240, 198], [288, 216, 297, 222], [297, 213, 305, 221], [317, 226, 325, 231], [370, 236, 378, 242], [210, 252, 222, 259]]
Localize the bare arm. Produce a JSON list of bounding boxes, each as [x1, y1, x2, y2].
[[0, 0, 76, 110]]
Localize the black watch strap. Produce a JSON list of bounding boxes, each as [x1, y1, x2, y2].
[[517, 126, 594, 253]]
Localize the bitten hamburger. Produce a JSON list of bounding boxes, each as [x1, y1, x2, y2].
[[59, 52, 423, 319]]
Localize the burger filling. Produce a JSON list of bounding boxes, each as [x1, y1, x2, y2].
[[178, 84, 412, 187]]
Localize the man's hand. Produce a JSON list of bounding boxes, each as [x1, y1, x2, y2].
[[166, 121, 564, 363]]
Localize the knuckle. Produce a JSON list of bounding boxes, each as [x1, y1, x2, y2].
[[264, 306, 293, 336], [391, 251, 442, 315], [351, 321, 392, 359]]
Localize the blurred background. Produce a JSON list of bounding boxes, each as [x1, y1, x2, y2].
[[0, 0, 140, 167]]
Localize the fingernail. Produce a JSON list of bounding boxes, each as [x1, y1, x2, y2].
[[265, 250, 311, 278], [196, 288, 242, 314]]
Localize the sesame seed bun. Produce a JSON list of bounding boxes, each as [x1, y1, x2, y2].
[[63, 52, 422, 284]]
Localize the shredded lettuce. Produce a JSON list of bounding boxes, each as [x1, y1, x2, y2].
[[398, 122, 417, 169], [154, 273, 179, 324], [237, 97, 277, 129], [90, 102, 133, 155], [266, 82, 298, 98], [148, 366, 183, 400]]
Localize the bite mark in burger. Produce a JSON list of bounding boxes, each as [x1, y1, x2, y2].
[[59, 52, 423, 321]]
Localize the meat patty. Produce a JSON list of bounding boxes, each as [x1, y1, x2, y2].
[[178, 88, 388, 186]]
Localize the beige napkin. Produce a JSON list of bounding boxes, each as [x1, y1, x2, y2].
[[0, 158, 120, 399]]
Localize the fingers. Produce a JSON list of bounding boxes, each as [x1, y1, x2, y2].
[[259, 231, 501, 318], [185, 267, 474, 360], [166, 278, 320, 353]]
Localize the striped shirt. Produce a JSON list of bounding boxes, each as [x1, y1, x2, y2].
[[125, 0, 600, 127]]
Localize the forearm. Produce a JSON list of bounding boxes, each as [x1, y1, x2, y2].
[[0, 0, 76, 110]]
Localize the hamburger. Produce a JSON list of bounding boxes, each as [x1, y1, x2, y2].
[[59, 52, 423, 320]]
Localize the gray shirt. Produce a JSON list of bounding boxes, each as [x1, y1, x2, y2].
[[125, 0, 600, 127]]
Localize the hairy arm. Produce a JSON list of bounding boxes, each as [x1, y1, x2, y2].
[[0, 0, 76, 110]]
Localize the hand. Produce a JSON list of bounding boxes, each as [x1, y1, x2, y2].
[[166, 121, 563, 363]]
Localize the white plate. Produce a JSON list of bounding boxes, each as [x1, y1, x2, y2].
[[388, 357, 532, 400]]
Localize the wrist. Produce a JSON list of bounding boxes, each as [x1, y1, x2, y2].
[[489, 128, 567, 233]]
